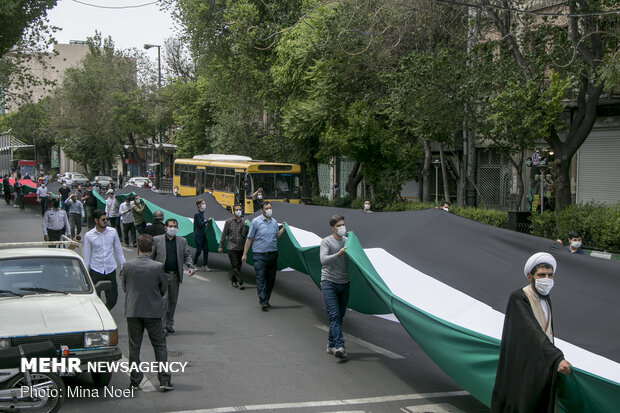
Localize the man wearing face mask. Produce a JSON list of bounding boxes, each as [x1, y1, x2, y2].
[[491, 252, 572, 413], [362, 200, 373, 213], [439, 201, 450, 212], [218, 204, 249, 289], [565, 230, 585, 255], [242, 201, 287, 311], [251, 187, 264, 212], [151, 219, 196, 334], [193, 199, 212, 271], [58, 181, 71, 210], [36, 182, 49, 216], [119, 196, 137, 247], [320, 215, 350, 359]]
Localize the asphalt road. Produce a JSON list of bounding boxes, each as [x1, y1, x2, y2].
[[0, 202, 489, 413]]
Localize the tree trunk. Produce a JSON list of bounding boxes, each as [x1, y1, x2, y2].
[[422, 140, 431, 203], [345, 162, 364, 198], [439, 143, 450, 203], [509, 151, 525, 212]]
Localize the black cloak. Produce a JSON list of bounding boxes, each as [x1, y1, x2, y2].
[[491, 288, 564, 413]]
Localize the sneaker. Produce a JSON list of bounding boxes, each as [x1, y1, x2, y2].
[[238, 283, 245, 290], [202, 266, 211, 272], [334, 347, 348, 359], [326, 346, 336, 355], [232, 281, 239, 288], [266, 302, 272, 308], [166, 327, 175, 334], [130, 383, 141, 391], [159, 381, 175, 392], [261, 302, 269, 311]]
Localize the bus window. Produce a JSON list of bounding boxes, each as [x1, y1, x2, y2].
[[214, 175, 224, 191], [248, 173, 301, 199]]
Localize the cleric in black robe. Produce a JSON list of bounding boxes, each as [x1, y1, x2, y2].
[[491, 252, 572, 413]]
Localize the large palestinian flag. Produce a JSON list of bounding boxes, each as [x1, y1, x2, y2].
[[94, 187, 619, 412]]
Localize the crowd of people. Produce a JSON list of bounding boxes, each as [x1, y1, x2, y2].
[[1, 174, 591, 406]]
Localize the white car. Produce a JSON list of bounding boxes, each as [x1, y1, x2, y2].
[[127, 177, 153, 188], [0, 247, 121, 386]]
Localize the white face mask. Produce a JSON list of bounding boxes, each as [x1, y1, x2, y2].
[[570, 241, 582, 249], [336, 226, 347, 237], [442, 207, 449, 212], [166, 227, 178, 237], [174, 189, 178, 193], [62, 184, 67, 188], [264, 208, 272, 218], [234, 210, 242, 217], [257, 195, 263, 200], [363, 203, 370, 210], [535, 278, 554, 296], [199, 204, 206, 211]]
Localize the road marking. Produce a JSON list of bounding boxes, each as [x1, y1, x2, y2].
[[191, 274, 211, 282], [404, 403, 466, 412], [314, 324, 405, 359], [167, 391, 470, 413], [119, 357, 157, 392]]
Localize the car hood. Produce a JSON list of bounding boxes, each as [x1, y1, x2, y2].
[[0, 294, 117, 338]]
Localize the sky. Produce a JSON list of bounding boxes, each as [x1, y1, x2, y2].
[[46, 0, 178, 52]]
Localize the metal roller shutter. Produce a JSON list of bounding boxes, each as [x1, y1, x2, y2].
[[577, 129, 620, 204]]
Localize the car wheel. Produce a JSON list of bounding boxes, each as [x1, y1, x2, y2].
[[91, 372, 113, 387]]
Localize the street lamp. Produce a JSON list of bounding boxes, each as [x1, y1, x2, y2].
[[144, 43, 162, 186], [432, 158, 441, 204], [143, 43, 161, 88]]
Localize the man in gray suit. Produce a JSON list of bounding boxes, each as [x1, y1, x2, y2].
[[151, 218, 196, 335], [122, 234, 174, 392]]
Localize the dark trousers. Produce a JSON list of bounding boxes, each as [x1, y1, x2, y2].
[[135, 221, 146, 235], [193, 235, 209, 266], [109, 217, 121, 238], [89, 268, 118, 310], [321, 280, 350, 348], [253, 251, 278, 305], [4, 190, 10, 205], [122, 222, 136, 246], [228, 250, 243, 284], [39, 197, 48, 216], [86, 205, 96, 230], [17, 193, 24, 210], [163, 272, 180, 329], [47, 228, 66, 248], [127, 318, 170, 386], [69, 213, 82, 239]]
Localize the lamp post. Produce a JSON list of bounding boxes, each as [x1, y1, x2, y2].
[[144, 44, 162, 186], [432, 158, 441, 204]]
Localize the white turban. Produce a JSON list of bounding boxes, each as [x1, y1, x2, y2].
[[524, 252, 557, 277]]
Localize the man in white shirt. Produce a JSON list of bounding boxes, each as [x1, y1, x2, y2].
[[35, 182, 49, 216], [118, 196, 137, 247], [105, 189, 121, 237], [83, 209, 126, 310], [42, 199, 70, 243]]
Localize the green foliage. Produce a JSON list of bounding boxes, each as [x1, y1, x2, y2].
[[50, 33, 144, 173], [452, 206, 509, 229], [530, 203, 620, 252], [0, 0, 57, 55]]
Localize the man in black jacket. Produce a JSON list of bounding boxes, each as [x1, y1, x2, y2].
[[144, 210, 167, 237]]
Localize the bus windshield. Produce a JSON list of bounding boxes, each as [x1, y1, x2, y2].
[[249, 173, 301, 199]]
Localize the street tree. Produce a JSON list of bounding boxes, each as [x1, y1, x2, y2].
[[479, 0, 620, 210], [50, 33, 141, 174]]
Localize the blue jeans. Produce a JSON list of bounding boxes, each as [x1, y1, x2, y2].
[[193, 235, 209, 266], [321, 280, 350, 348], [253, 251, 278, 304]]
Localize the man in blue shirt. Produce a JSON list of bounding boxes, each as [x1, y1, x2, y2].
[[242, 201, 286, 311], [193, 199, 212, 271]]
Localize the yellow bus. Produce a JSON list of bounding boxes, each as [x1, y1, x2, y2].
[[173, 154, 302, 213]]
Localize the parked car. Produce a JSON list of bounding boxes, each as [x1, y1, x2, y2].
[[91, 176, 114, 190], [0, 246, 122, 386], [127, 177, 153, 188], [61, 172, 89, 188]]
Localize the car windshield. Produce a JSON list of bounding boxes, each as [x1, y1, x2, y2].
[[95, 176, 112, 181], [0, 257, 91, 296], [249, 173, 301, 199], [73, 174, 87, 180]]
